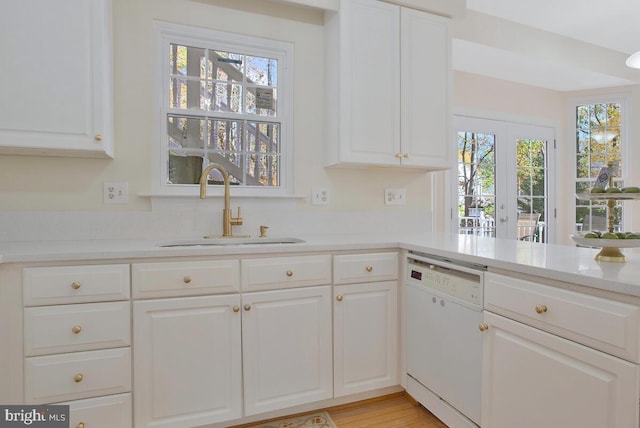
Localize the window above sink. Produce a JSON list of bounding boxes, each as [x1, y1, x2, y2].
[[152, 22, 295, 198]]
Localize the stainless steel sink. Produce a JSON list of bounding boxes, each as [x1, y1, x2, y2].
[[157, 237, 305, 247]]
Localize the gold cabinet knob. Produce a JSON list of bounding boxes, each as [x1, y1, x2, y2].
[[183, 276, 192, 284], [73, 374, 84, 383], [244, 304, 251, 311], [71, 281, 82, 290], [403, 153, 409, 158], [535, 305, 548, 314], [479, 323, 489, 332], [72, 325, 82, 334], [94, 134, 103, 141], [77, 423, 85, 428], [395, 153, 402, 159], [365, 265, 373, 272], [336, 295, 343, 302], [286, 270, 293, 277], [232, 305, 240, 313]]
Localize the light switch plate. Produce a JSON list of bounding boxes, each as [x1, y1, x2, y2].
[[385, 188, 406, 206]]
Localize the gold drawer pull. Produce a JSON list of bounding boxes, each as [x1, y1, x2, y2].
[[72, 325, 82, 334], [77, 422, 85, 428], [73, 374, 84, 383], [479, 323, 489, 332], [244, 304, 251, 311], [94, 134, 103, 141], [71, 281, 82, 290], [286, 270, 293, 277], [232, 306, 240, 313], [365, 266, 373, 272], [336, 295, 343, 302], [183, 276, 192, 284], [535, 305, 548, 314]]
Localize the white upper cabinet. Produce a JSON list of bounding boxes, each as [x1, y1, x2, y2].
[[324, 0, 451, 169], [0, 0, 114, 158]]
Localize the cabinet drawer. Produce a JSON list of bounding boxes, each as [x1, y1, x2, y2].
[[63, 393, 132, 428], [132, 260, 240, 298], [333, 252, 398, 284], [24, 302, 130, 356], [24, 265, 130, 306], [485, 272, 640, 362], [241, 255, 331, 292], [24, 347, 131, 404]]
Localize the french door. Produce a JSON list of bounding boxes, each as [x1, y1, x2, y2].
[[452, 116, 556, 242]]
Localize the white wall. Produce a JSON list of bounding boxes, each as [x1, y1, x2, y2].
[[2, 0, 638, 243], [0, 0, 434, 240]]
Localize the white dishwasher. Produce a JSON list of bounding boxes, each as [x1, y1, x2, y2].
[[405, 252, 485, 428]]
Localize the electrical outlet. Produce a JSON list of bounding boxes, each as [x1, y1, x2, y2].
[[384, 188, 406, 206], [311, 187, 330, 206], [104, 182, 129, 204]]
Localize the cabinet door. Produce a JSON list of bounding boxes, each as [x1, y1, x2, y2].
[[400, 8, 451, 168], [333, 0, 401, 166], [334, 281, 398, 397], [482, 311, 639, 428], [133, 295, 242, 428], [0, 0, 113, 157], [242, 286, 332, 416]]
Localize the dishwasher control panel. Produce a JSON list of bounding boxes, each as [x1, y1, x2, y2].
[[407, 256, 483, 307]]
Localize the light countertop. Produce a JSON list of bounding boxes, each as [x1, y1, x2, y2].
[[1, 233, 639, 297]]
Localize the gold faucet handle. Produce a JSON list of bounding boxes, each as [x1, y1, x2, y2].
[[231, 206, 243, 225], [260, 225, 269, 237]]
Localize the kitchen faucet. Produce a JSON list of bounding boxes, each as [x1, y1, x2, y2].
[[199, 163, 243, 237]]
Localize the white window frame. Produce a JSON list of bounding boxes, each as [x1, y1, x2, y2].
[[152, 21, 294, 197], [570, 94, 629, 232]]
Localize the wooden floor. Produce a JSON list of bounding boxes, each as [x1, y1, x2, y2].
[[233, 393, 448, 428], [326, 393, 448, 428]]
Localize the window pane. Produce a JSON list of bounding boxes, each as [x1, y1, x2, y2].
[[213, 83, 242, 113], [247, 122, 279, 154], [209, 119, 242, 151], [246, 87, 277, 116], [246, 56, 278, 86], [167, 115, 206, 152], [212, 51, 243, 80], [457, 131, 496, 237], [169, 44, 206, 78], [168, 154, 203, 185], [169, 78, 201, 109], [248, 154, 280, 186]]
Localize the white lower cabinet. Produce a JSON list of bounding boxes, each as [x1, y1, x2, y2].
[[133, 294, 242, 428], [482, 312, 639, 428], [482, 272, 640, 428], [242, 286, 333, 416], [333, 281, 397, 397]]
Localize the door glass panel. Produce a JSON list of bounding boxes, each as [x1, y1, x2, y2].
[[454, 117, 555, 242], [457, 131, 496, 237], [516, 139, 547, 242]]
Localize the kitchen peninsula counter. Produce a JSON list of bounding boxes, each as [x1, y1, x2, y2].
[[1, 232, 639, 297]]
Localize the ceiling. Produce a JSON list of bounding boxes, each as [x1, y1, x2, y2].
[[455, 0, 640, 91]]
